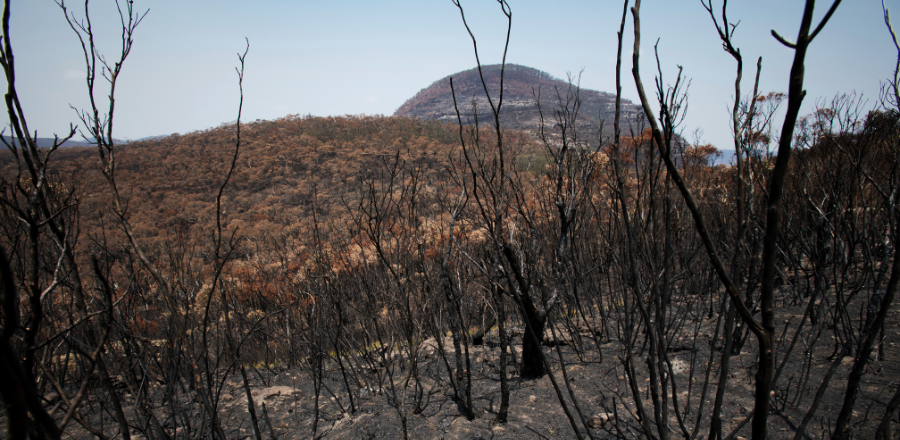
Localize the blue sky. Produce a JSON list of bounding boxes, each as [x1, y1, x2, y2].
[[9, 0, 898, 153]]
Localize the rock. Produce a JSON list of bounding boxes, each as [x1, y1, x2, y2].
[[360, 385, 384, 397], [220, 394, 233, 401], [394, 65, 639, 141], [254, 385, 299, 401], [586, 413, 613, 428], [492, 425, 506, 433], [528, 395, 537, 403], [841, 356, 855, 366]]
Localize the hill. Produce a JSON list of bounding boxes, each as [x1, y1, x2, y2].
[[1, 115, 539, 254], [394, 64, 642, 143], [1, 135, 98, 148], [2, 107, 897, 440]]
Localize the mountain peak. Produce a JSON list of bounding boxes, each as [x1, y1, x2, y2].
[[395, 64, 641, 141]]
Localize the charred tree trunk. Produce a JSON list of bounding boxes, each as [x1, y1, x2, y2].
[[519, 300, 546, 379]]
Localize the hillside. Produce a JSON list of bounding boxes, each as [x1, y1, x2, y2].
[[2, 107, 898, 440], [1, 135, 100, 148], [395, 64, 642, 143], [0, 115, 540, 254]]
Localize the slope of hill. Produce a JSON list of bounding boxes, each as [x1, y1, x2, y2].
[[0, 115, 539, 254], [1, 135, 98, 148], [395, 64, 642, 143]]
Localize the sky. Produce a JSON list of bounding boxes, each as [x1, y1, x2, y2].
[[8, 0, 899, 154]]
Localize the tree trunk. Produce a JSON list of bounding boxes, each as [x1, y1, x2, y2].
[[520, 302, 545, 379]]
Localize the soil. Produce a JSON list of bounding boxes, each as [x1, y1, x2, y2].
[[16, 300, 900, 439]]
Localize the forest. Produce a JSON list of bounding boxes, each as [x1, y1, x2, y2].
[[1, 0, 898, 439]]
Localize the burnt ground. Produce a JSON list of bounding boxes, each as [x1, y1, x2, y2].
[[20, 300, 900, 439]]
